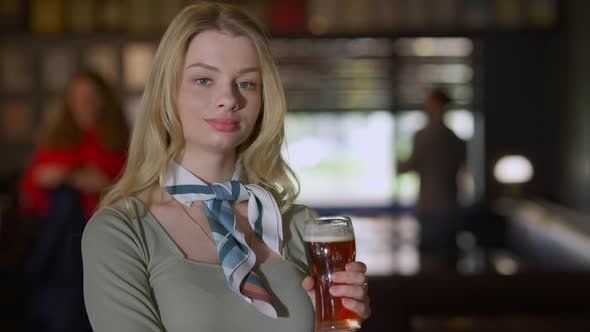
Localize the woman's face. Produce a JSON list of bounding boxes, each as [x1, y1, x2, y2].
[[176, 29, 262, 156], [67, 77, 103, 130]]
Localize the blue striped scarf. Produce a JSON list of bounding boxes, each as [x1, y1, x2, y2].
[[163, 160, 282, 318]]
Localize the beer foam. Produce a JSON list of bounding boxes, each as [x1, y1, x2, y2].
[[303, 232, 354, 243]]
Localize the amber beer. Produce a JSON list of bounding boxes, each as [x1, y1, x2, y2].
[[304, 216, 360, 331]]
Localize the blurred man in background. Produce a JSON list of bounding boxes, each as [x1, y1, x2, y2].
[[398, 88, 466, 271]]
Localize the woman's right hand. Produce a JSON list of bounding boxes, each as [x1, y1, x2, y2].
[[34, 164, 70, 189], [301, 262, 371, 322]]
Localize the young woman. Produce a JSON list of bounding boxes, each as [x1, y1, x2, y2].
[[20, 69, 128, 332], [82, 3, 370, 331]]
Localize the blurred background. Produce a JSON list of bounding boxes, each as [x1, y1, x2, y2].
[[0, 0, 589, 331]]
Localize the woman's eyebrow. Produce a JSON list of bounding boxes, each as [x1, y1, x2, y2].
[[185, 62, 260, 74], [185, 62, 219, 71]]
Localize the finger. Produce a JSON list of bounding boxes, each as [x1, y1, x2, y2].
[[301, 276, 317, 310], [345, 262, 367, 273], [329, 285, 367, 300], [342, 298, 371, 320], [301, 276, 315, 292], [331, 271, 367, 285]]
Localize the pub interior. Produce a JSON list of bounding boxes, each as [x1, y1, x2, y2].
[[0, 1, 589, 331]]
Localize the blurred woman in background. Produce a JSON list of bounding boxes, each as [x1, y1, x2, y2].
[[19, 69, 129, 332], [20, 69, 129, 220]]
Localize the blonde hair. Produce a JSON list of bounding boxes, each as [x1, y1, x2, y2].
[[38, 69, 129, 151], [101, 2, 298, 212]]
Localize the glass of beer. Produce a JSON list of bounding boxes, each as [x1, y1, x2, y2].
[[304, 216, 359, 331]]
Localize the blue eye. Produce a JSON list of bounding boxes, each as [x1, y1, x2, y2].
[[194, 78, 211, 86], [239, 81, 256, 89]]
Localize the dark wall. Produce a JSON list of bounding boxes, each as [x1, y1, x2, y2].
[[482, 30, 564, 202], [481, 0, 590, 212], [563, 0, 590, 213]]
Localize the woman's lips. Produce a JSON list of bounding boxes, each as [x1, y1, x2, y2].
[[205, 118, 239, 132]]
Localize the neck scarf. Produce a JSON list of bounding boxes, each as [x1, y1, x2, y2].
[[163, 160, 282, 318]]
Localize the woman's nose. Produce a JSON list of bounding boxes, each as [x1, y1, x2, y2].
[[216, 84, 240, 111]]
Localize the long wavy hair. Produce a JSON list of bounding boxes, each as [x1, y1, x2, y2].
[[37, 69, 129, 151], [101, 2, 299, 212]]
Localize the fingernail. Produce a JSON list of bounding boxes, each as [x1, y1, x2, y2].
[[342, 298, 352, 307], [329, 287, 338, 295]]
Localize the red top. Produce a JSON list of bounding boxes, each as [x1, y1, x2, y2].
[[19, 130, 127, 219]]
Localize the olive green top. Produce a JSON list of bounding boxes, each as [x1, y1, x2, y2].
[[82, 197, 317, 332]]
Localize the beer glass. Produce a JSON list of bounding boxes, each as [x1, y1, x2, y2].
[[304, 216, 359, 331]]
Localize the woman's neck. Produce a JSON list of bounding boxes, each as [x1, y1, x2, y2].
[[175, 147, 236, 184]]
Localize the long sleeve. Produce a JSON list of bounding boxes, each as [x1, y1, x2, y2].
[[282, 205, 320, 274], [19, 146, 76, 217], [82, 207, 165, 332]]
